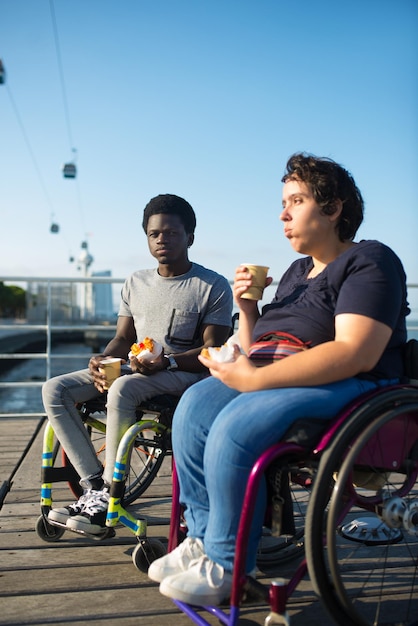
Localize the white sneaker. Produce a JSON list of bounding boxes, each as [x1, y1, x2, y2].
[[148, 537, 205, 583], [159, 555, 233, 605]]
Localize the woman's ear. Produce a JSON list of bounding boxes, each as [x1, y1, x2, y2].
[[328, 198, 343, 222]]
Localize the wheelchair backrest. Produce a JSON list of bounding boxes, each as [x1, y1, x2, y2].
[[404, 338, 418, 383]]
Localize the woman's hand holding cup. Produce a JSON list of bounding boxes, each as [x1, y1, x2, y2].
[[234, 264, 271, 310]]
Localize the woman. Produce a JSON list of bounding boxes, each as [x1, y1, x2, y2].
[[148, 153, 410, 606]]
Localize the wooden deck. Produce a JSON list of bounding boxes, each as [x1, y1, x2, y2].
[[0, 417, 403, 626]]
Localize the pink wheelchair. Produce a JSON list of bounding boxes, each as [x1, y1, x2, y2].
[[167, 339, 418, 626]]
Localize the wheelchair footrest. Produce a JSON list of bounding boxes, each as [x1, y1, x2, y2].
[[64, 524, 116, 540]]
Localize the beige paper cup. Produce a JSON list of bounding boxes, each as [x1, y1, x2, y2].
[[99, 358, 122, 390], [241, 264, 269, 300]]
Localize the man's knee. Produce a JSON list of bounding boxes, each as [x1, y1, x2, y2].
[[42, 375, 61, 407], [106, 374, 143, 411]]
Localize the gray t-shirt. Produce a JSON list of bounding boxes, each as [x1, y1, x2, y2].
[[118, 263, 233, 353]]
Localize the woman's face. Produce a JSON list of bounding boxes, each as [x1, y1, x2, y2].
[[280, 179, 337, 256]]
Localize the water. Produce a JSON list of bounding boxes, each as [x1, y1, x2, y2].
[[0, 342, 92, 414], [408, 326, 418, 341]]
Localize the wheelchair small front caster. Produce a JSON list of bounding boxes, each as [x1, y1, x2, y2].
[[35, 515, 66, 542], [132, 538, 166, 572]]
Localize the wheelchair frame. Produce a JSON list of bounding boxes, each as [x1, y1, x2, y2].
[[36, 394, 176, 556], [167, 378, 418, 626]]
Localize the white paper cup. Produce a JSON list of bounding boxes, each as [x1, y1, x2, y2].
[[241, 264, 269, 300], [99, 358, 122, 390]]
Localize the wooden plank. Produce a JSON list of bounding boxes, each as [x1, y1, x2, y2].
[[1, 416, 412, 626]]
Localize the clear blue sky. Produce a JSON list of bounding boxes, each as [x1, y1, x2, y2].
[[1, 0, 417, 313]]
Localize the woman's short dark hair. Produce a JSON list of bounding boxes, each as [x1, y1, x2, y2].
[[142, 194, 197, 234], [282, 153, 364, 241]]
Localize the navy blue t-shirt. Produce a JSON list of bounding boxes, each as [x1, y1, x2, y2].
[[253, 240, 409, 380]]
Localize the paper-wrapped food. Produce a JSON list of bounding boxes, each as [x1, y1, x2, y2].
[[128, 337, 163, 363], [200, 342, 236, 363]]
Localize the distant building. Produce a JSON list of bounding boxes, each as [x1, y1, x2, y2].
[[25, 273, 114, 323], [92, 271, 114, 321], [27, 282, 79, 323]]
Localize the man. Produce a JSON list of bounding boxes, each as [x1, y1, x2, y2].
[[43, 194, 233, 535]]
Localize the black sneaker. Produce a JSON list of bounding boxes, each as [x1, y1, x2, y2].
[[66, 487, 110, 534], [48, 490, 93, 525]]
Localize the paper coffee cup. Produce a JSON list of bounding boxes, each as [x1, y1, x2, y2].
[[99, 358, 122, 390], [241, 264, 269, 301]]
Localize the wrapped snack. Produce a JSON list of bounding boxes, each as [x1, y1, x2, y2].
[[200, 342, 236, 363], [128, 337, 163, 364]]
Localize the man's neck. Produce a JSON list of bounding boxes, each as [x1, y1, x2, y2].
[[157, 260, 192, 278]]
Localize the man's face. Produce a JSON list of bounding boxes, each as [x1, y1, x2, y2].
[[146, 213, 193, 266]]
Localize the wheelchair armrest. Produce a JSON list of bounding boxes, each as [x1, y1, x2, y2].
[[136, 394, 180, 428], [139, 394, 180, 411], [79, 394, 180, 423], [78, 396, 107, 415]]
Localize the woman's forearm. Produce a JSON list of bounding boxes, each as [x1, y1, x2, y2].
[[237, 308, 260, 352]]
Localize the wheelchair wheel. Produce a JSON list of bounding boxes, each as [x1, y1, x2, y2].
[[306, 388, 418, 626], [256, 466, 312, 571], [62, 417, 168, 505], [122, 431, 167, 505], [35, 515, 66, 542], [132, 538, 166, 572], [62, 419, 106, 499]]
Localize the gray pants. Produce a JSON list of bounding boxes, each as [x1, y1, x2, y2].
[[42, 368, 205, 485]]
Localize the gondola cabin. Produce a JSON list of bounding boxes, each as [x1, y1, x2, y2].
[[62, 163, 76, 178], [50, 223, 60, 233], [0, 59, 5, 84]]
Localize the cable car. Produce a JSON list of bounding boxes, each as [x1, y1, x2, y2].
[[0, 59, 5, 84], [62, 162, 76, 178], [50, 223, 60, 233]]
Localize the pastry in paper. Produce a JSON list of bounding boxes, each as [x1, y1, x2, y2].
[[129, 337, 163, 363], [200, 340, 237, 363]]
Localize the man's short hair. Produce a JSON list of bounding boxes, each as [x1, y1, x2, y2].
[[142, 194, 197, 234]]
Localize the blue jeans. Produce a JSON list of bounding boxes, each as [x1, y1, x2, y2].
[[172, 375, 392, 572]]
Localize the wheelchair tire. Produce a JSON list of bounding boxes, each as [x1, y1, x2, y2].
[[256, 528, 305, 570], [35, 515, 66, 542], [132, 538, 166, 572], [306, 387, 418, 626], [122, 432, 167, 505], [256, 468, 312, 571]]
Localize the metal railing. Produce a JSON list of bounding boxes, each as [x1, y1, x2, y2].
[[0, 276, 417, 419], [0, 275, 123, 418]]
